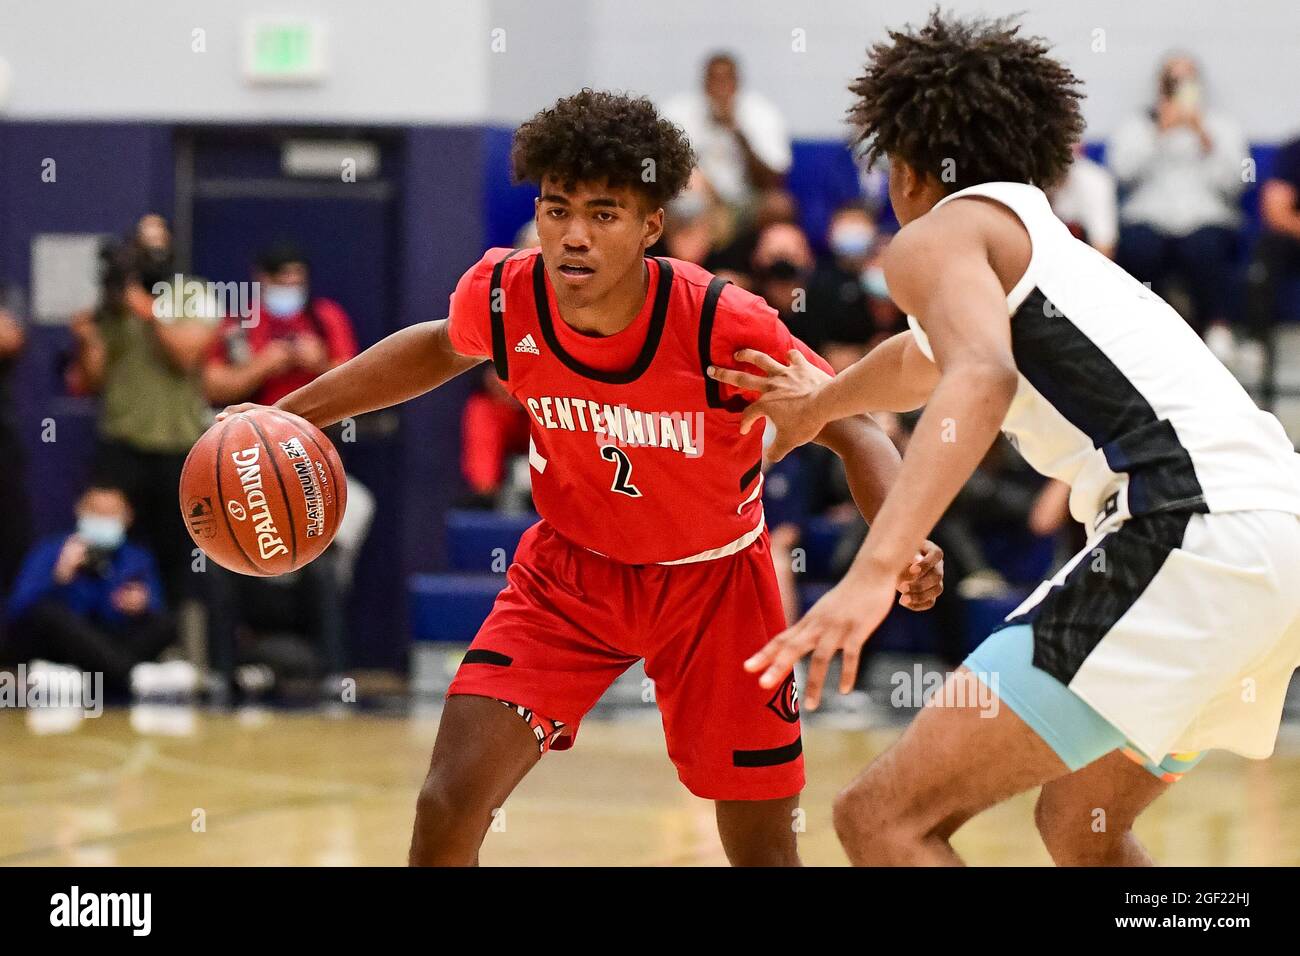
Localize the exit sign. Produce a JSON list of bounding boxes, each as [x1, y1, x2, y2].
[[244, 17, 327, 84]]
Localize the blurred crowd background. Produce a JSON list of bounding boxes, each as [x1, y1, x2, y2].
[[2, 1, 1299, 714]]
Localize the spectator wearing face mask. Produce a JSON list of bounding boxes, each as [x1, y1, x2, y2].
[[704, 187, 800, 288], [1, 484, 179, 696], [806, 203, 905, 359], [1109, 54, 1247, 349], [750, 221, 818, 348], [204, 242, 358, 408]]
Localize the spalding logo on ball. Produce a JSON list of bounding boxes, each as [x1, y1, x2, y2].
[[179, 408, 346, 575]]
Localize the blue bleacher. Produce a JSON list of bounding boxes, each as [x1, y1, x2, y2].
[[799, 515, 845, 580], [444, 510, 537, 573], [409, 573, 504, 643]]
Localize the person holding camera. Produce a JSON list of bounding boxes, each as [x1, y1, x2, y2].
[[1, 484, 176, 695], [68, 221, 220, 605], [1109, 54, 1247, 349]]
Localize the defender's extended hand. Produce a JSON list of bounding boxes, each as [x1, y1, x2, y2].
[[744, 541, 944, 708], [706, 348, 830, 462], [744, 570, 897, 710]]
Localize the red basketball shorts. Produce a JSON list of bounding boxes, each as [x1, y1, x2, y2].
[[447, 520, 804, 801]]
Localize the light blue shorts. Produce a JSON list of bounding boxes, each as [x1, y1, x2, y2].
[[964, 624, 1205, 782]]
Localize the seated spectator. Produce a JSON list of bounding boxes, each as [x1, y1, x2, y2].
[[0, 293, 31, 592], [750, 221, 818, 348], [68, 228, 220, 606], [1109, 54, 1246, 350], [1245, 132, 1300, 403], [806, 203, 907, 359], [459, 367, 531, 509], [705, 187, 800, 287], [1, 484, 178, 696], [663, 52, 792, 224], [204, 242, 358, 408], [1050, 143, 1119, 258]]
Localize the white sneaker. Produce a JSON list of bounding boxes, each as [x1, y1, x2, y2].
[[130, 662, 162, 698], [158, 660, 200, 696], [956, 570, 1014, 601], [235, 664, 276, 697], [131, 660, 199, 699], [26, 659, 85, 704]]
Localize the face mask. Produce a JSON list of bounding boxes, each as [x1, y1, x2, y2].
[[262, 284, 307, 318], [861, 266, 890, 300], [78, 515, 126, 550], [763, 259, 802, 282], [830, 224, 876, 259]]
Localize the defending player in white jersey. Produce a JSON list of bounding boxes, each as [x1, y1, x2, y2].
[[709, 10, 1300, 865]]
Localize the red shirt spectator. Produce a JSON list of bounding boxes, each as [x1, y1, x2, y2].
[[461, 369, 530, 502], [211, 298, 358, 406], [205, 244, 358, 407]]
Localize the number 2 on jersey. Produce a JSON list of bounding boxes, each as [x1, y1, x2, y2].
[[600, 445, 642, 498]]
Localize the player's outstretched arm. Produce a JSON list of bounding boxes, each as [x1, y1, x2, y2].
[[217, 319, 484, 428], [707, 331, 939, 462], [817, 329, 940, 416], [815, 415, 944, 614], [745, 213, 1019, 709]]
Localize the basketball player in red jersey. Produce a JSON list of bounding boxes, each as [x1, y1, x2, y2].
[[219, 90, 944, 866]]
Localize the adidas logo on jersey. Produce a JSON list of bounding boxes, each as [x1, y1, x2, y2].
[[515, 334, 540, 355]]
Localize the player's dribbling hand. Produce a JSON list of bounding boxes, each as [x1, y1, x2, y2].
[[706, 348, 830, 462], [214, 402, 270, 422], [744, 569, 897, 711]]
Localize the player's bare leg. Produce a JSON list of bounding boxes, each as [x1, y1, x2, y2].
[[1033, 749, 1170, 866], [715, 796, 802, 866], [832, 667, 1069, 865], [409, 694, 541, 866]]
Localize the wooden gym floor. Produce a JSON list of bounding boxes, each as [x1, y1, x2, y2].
[[2, 706, 1298, 866]]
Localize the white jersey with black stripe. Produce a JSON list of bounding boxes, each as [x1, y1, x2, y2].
[[906, 181, 1300, 531]]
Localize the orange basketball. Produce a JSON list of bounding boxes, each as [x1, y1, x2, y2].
[[179, 408, 347, 576]]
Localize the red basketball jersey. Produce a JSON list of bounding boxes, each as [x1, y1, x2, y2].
[[448, 248, 831, 565]]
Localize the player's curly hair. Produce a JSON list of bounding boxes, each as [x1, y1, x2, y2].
[[511, 89, 696, 209], [848, 9, 1085, 191]]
